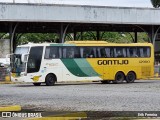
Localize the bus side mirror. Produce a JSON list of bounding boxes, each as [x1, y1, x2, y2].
[[21, 54, 29, 63]]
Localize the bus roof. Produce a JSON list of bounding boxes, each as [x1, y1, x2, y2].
[[65, 41, 108, 44], [17, 41, 153, 47]]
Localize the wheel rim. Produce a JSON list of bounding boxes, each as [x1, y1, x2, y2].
[[127, 73, 135, 82], [48, 76, 54, 84], [117, 74, 123, 81], [113, 72, 124, 83]]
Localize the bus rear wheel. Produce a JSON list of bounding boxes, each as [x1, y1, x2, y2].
[[33, 83, 41, 86], [45, 74, 56, 86], [113, 72, 124, 84], [126, 72, 136, 83]]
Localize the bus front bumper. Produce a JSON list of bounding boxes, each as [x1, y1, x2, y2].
[[11, 73, 27, 82]]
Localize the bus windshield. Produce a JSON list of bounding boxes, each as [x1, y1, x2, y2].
[[11, 47, 29, 73]]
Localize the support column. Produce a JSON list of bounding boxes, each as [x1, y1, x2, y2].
[[10, 23, 18, 53], [9, 23, 13, 54], [59, 24, 69, 43], [80, 31, 83, 40], [133, 25, 151, 43], [134, 32, 137, 43], [97, 30, 100, 40], [74, 31, 77, 40], [153, 26, 160, 46], [62, 24, 69, 43], [59, 23, 63, 43], [151, 25, 154, 43], [13, 35, 17, 52]]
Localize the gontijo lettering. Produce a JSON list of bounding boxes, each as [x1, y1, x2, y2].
[[97, 60, 129, 65]]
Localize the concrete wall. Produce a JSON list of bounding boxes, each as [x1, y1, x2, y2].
[[0, 39, 10, 64], [0, 3, 160, 25]]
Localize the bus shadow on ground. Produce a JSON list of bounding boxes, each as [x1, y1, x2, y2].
[[14, 82, 100, 87], [13, 80, 159, 87]]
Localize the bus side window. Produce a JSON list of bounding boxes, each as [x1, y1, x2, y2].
[[93, 47, 97, 58], [80, 47, 84, 58], [104, 48, 111, 57], [143, 47, 150, 57], [63, 48, 67, 58], [59, 47, 62, 58], [50, 47, 59, 59], [44, 46, 59, 59], [110, 48, 114, 57], [115, 48, 124, 57], [44, 47, 50, 59], [127, 47, 138, 57], [74, 47, 80, 58], [89, 48, 95, 58], [83, 47, 92, 58], [67, 47, 75, 58], [100, 48, 105, 58], [139, 48, 144, 57], [84, 47, 89, 58], [127, 48, 130, 57], [97, 47, 101, 58], [122, 48, 126, 57], [146, 47, 150, 57]]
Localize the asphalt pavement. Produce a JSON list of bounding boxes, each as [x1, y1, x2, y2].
[[1, 80, 160, 111]]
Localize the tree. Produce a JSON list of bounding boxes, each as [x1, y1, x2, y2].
[[151, 0, 160, 8], [17, 33, 59, 45]]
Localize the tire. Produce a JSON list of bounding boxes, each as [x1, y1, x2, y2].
[[45, 74, 56, 86], [113, 72, 124, 84], [126, 72, 136, 83], [33, 83, 41, 86], [101, 80, 111, 84]]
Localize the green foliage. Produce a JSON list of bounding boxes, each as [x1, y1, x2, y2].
[[17, 33, 59, 45], [150, 0, 160, 8], [0, 33, 10, 39], [0, 32, 149, 45], [101, 32, 129, 43], [65, 32, 148, 43]]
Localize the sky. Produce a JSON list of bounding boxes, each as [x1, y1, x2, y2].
[[0, 0, 153, 8]]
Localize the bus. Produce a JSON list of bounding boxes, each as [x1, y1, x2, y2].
[[10, 41, 154, 86]]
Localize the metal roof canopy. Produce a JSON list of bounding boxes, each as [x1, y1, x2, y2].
[[0, 3, 160, 51], [0, 3, 160, 33], [0, 3, 160, 25]]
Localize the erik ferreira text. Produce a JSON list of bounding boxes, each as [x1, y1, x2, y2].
[[138, 113, 158, 117]]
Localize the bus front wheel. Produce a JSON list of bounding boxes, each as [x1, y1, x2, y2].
[[113, 72, 124, 84], [45, 74, 56, 86], [126, 72, 136, 83]]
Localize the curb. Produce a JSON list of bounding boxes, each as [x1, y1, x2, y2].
[[147, 78, 160, 80], [0, 81, 15, 84], [0, 105, 21, 112]]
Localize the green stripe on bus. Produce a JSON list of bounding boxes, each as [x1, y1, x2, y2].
[[74, 59, 100, 76], [61, 59, 88, 77]]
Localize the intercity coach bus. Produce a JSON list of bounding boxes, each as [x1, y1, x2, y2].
[[10, 41, 154, 86]]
